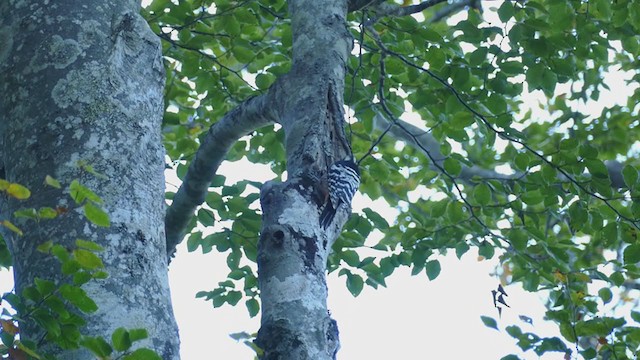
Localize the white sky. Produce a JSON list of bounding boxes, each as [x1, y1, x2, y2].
[[165, 159, 556, 360]]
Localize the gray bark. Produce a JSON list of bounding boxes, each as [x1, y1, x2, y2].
[[254, 0, 351, 358], [0, 0, 179, 358], [160, 0, 353, 357]]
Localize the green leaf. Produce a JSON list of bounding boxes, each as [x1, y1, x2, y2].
[[38, 207, 58, 219], [473, 183, 491, 205], [341, 250, 360, 267], [112, 328, 132, 352], [497, 1, 515, 22], [22, 286, 42, 302], [447, 201, 465, 222], [0, 234, 12, 268], [623, 164, 638, 188], [610, 271, 625, 287], [478, 241, 495, 259], [45, 175, 62, 188], [13, 208, 38, 219], [59, 284, 98, 313], [226, 290, 242, 306], [61, 259, 80, 275], [500, 61, 524, 76], [425, 47, 446, 70], [346, 273, 364, 297], [255, 73, 276, 90], [186, 232, 202, 252], [7, 183, 31, 200], [233, 46, 253, 63], [455, 241, 469, 259], [509, 229, 528, 251], [245, 298, 260, 318], [123, 348, 162, 360], [229, 331, 252, 341], [227, 250, 241, 270], [81, 336, 113, 357], [624, 244, 640, 264], [486, 94, 507, 115], [500, 355, 521, 360], [197, 208, 215, 227], [2, 220, 23, 236], [481, 316, 499, 330], [36, 240, 54, 253], [598, 288, 612, 304], [584, 159, 609, 180], [73, 271, 93, 286], [425, 260, 441, 280], [451, 112, 474, 128], [602, 223, 618, 245], [34, 278, 56, 296], [129, 329, 148, 343], [33, 310, 61, 337], [73, 249, 104, 270], [75, 239, 104, 252], [69, 180, 102, 204], [84, 202, 110, 227], [363, 208, 389, 229], [51, 244, 70, 262]]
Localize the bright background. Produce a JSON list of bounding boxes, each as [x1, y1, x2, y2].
[[2, 1, 639, 358], [2, 84, 634, 359]]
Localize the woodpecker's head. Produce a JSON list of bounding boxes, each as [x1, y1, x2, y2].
[[334, 156, 359, 175]]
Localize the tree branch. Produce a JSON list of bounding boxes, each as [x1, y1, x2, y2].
[[375, 114, 629, 189], [373, 114, 516, 183], [348, 0, 382, 12], [366, 0, 448, 24], [429, 0, 481, 23], [165, 92, 279, 260]]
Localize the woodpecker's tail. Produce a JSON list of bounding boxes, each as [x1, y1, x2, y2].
[[319, 205, 337, 229]]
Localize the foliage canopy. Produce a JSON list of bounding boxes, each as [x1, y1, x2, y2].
[[131, 0, 640, 358], [2, 0, 639, 358]]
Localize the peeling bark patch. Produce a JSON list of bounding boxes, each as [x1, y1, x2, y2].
[[29, 35, 82, 72], [273, 229, 285, 246], [136, 230, 147, 244], [326, 317, 340, 359], [256, 319, 305, 360], [299, 236, 317, 270]]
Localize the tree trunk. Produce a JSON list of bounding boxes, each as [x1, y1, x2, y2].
[[0, 0, 179, 358], [255, 0, 352, 358]]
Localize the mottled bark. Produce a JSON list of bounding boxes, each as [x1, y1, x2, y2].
[[255, 0, 352, 358], [165, 91, 278, 259], [0, 0, 179, 358]]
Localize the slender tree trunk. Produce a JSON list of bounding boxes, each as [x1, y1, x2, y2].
[[0, 1, 180, 358], [255, 0, 352, 358]]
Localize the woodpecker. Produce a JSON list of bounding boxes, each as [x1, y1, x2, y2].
[[319, 158, 360, 229]]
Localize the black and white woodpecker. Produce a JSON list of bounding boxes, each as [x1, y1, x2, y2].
[[319, 157, 361, 229]]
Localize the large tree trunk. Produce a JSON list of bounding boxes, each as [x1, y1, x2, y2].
[[0, 0, 179, 358], [255, 0, 352, 358]]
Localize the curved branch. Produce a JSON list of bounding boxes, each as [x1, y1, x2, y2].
[[429, 0, 481, 23], [348, 0, 382, 12], [374, 114, 628, 189], [365, 0, 448, 25], [165, 92, 279, 260], [373, 114, 516, 183]]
